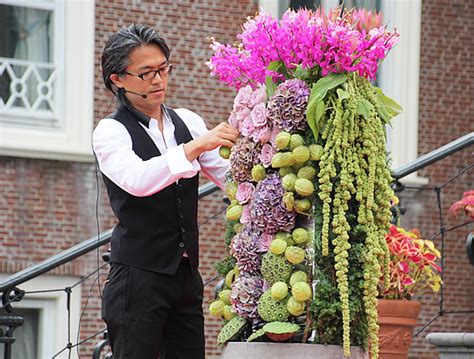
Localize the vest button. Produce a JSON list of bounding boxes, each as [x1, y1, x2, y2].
[[179, 242, 185, 248], [181, 228, 186, 234]]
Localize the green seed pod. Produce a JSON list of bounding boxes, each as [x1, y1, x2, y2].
[[282, 173, 297, 192], [309, 144, 324, 161], [226, 181, 238, 201], [279, 167, 294, 177], [271, 153, 284, 168], [269, 239, 287, 255], [280, 152, 295, 167], [251, 164, 267, 182], [275, 131, 291, 150], [294, 199, 312, 214], [292, 146, 311, 163], [297, 166, 316, 180], [219, 146, 231, 159], [223, 305, 237, 321], [289, 134, 305, 151], [290, 271, 308, 287], [287, 296, 305, 316], [226, 205, 243, 221], [282, 191, 295, 211], [294, 178, 315, 197], [218, 289, 231, 305], [275, 232, 294, 246], [209, 300, 226, 317], [271, 282, 289, 301], [225, 269, 237, 288], [291, 282, 312, 301], [285, 246, 305, 264], [292, 227, 309, 245]]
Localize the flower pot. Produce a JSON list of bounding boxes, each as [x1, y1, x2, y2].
[[377, 299, 421, 358], [221, 342, 368, 359]]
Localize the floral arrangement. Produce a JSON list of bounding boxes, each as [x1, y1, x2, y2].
[[449, 190, 474, 220], [208, 7, 401, 358], [380, 224, 442, 300]]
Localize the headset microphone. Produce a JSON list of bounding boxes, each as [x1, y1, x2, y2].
[[123, 88, 148, 98]]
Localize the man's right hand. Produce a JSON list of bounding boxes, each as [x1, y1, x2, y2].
[[184, 122, 239, 162]]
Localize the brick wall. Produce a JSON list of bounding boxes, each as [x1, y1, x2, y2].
[[406, 0, 474, 358]]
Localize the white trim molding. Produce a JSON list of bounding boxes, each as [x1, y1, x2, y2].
[[0, 0, 95, 162], [379, 0, 428, 185]]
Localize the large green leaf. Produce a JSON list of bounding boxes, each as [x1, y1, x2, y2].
[[306, 98, 326, 141], [357, 99, 374, 120], [373, 87, 403, 123], [310, 73, 348, 103], [265, 61, 284, 98], [265, 75, 277, 98]]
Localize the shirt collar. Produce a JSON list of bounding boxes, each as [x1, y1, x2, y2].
[[119, 90, 168, 129]]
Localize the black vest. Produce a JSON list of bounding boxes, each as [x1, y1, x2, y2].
[[102, 104, 200, 275]]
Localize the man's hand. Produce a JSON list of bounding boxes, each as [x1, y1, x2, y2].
[[184, 123, 239, 162]]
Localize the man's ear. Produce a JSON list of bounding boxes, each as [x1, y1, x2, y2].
[[110, 73, 123, 89]]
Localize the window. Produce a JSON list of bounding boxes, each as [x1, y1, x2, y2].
[[259, 0, 427, 185], [0, 0, 95, 162], [0, 274, 82, 359]]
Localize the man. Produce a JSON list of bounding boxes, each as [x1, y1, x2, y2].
[[93, 24, 238, 358]]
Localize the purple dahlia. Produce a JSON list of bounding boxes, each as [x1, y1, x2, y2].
[[231, 229, 261, 273], [230, 273, 264, 321], [230, 137, 262, 183], [267, 78, 310, 132], [250, 173, 296, 233]]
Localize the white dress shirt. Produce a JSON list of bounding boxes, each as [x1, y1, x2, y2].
[[93, 107, 229, 197]]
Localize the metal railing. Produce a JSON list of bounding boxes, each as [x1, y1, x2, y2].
[[0, 131, 472, 358]]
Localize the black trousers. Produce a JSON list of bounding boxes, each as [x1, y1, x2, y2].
[[101, 258, 205, 359]]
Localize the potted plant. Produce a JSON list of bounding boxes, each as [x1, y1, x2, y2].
[[377, 222, 442, 358], [207, 6, 402, 358]]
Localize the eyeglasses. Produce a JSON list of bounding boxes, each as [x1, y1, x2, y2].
[[124, 63, 173, 81]]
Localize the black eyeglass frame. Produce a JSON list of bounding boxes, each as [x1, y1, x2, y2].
[[123, 63, 173, 81]]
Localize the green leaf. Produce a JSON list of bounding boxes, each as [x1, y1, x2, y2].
[[265, 75, 277, 98], [310, 73, 347, 103], [306, 98, 326, 142], [357, 99, 374, 119], [247, 328, 266, 342], [373, 87, 403, 123], [293, 64, 309, 80], [267, 60, 282, 72], [337, 89, 350, 101]]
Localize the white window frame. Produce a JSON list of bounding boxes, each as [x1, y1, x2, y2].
[[0, 274, 82, 359], [259, 0, 428, 185], [0, 0, 95, 162]]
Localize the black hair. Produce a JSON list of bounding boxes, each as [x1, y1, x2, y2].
[[101, 24, 170, 95]]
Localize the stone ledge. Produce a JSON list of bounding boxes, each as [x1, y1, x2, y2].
[[426, 333, 474, 347]]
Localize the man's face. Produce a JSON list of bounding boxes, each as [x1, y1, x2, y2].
[[111, 44, 170, 115]]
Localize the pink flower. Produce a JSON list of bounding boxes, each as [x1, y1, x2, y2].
[[258, 232, 273, 252], [240, 204, 251, 224], [251, 125, 271, 144], [260, 143, 277, 168], [251, 85, 267, 106], [229, 107, 251, 132], [233, 85, 254, 111], [250, 103, 268, 127], [449, 190, 474, 219], [236, 182, 255, 204], [240, 116, 255, 138]]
